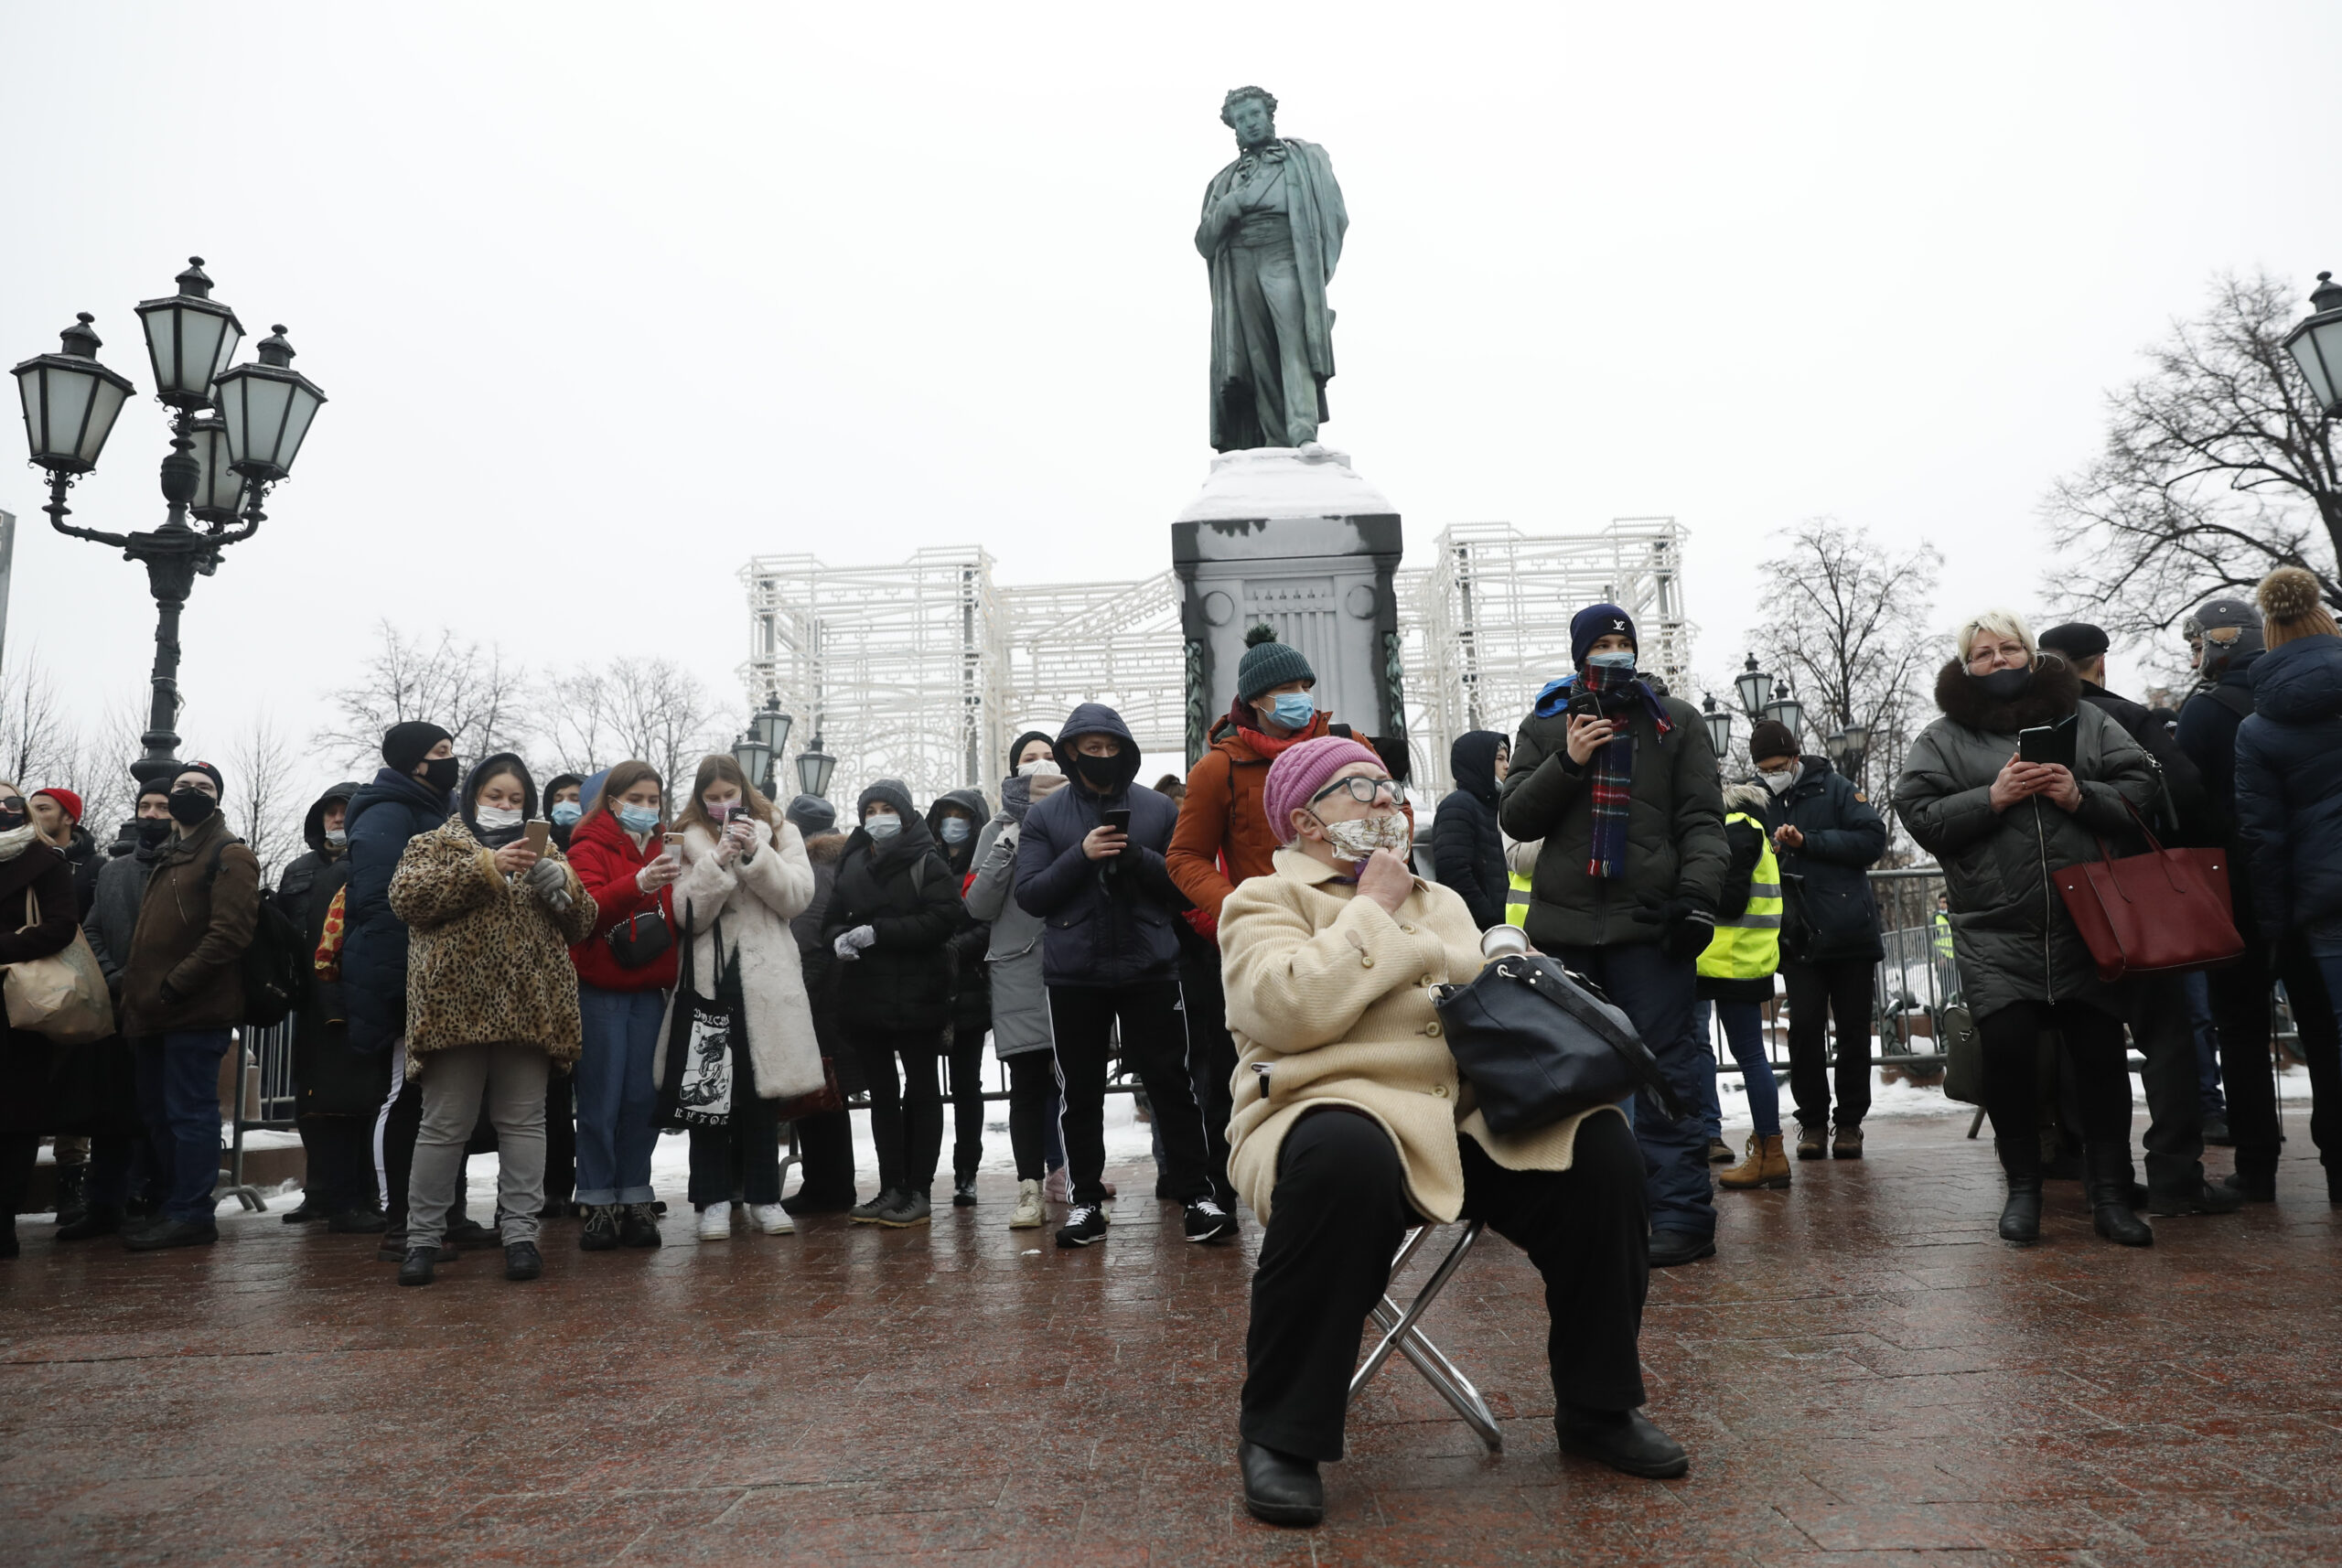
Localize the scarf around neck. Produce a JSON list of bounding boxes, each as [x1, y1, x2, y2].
[[1571, 662, 1671, 880]]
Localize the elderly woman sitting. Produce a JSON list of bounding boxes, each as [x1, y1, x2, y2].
[[1219, 736, 1682, 1528]]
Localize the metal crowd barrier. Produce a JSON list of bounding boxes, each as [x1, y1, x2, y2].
[[218, 1019, 299, 1212]]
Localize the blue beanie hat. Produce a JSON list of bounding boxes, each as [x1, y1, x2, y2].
[[1570, 604, 1638, 669]]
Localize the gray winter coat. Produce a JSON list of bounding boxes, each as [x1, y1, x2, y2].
[[81, 837, 169, 996], [965, 811, 1051, 1058], [1892, 658, 2160, 1021]]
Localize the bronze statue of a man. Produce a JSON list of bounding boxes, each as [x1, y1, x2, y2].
[[1196, 87, 1348, 453]]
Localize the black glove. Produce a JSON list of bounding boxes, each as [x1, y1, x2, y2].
[[1633, 897, 1716, 963]]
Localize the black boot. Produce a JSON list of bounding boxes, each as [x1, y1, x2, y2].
[[51, 1163, 90, 1229], [1993, 1137, 2043, 1245], [397, 1247, 436, 1286], [2086, 1144, 2154, 1247], [1238, 1440, 1324, 1526], [1556, 1406, 1690, 1479], [56, 1204, 124, 1242]]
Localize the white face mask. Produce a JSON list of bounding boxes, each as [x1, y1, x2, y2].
[[865, 814, 902, 839], [1017, 759, 1062, 778], [476, 804, 525, 831], [325, 828, 349, 846], [1758, 767, 1799, 796], [1319, 811, 1412, 862]]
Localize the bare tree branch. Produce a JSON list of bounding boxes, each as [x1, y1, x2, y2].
[[317, 621, 534, 772]]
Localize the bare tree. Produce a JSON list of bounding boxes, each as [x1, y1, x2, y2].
[[54, 697, 151, 842], [541, 659, 731, 789], [2046, 269, 2342, 643], [1751, 519, 1942, 819], [317, 621, 532, 771], [0, 648, 78, 792], [218, 713, 305, 885]]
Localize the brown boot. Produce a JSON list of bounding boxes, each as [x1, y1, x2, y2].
[[1795, 1122, 1829, 1161], [1832, 1123, 1864, 1160], [1720, 1133, 1791, 1190]]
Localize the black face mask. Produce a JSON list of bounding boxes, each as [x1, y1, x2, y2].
[[1971, 666, 2034, 701], [134, 818, 175, 847], [0, 798, 24, 832], [168, 788, 218, 826], [1073, 753, 1131, 792], [422, 756, 461, 793]]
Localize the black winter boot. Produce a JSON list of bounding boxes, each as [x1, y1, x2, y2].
[[51, 1162, 90, 1229], [1993, 1137, 2043, 1245], [2086, 1144, 2154, 1247]]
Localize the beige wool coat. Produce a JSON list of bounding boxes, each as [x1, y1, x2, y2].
[[1220, 846, 1621, 1225], [654, 818, 826, 1101], [388, 818, 597, 1071]]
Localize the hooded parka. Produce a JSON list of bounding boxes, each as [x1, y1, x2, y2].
[[279, 782, 381, 1118], [1892, 658, 2160, 1022], [342, 767, 453, 1052], [927, 788, 994, 1033], [1433, 730, 1509, 929], [2236, 633, 2342, 941], [965, 775, 1056, 1058], [821, 780, 962, 1035], [1015, 703, 1189, 987]]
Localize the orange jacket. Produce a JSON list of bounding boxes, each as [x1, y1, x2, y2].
[[1168, 711, 1336, 923]]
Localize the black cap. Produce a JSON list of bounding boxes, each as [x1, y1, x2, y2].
[[2038, 622, 2111, 660]]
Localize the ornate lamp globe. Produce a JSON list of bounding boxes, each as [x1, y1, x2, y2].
[[2284, 270, 2342, 418], [211, 325, 327, 482], [1734, 654, 1774, 720], [134, 257, 243, 411], [12, 314, 136, 475], [796, 738, 838, 801]]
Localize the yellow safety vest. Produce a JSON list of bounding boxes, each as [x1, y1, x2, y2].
[[1505, 869, 1531, 929], [1697, 812, 1781, 981], [1933, 910, 1954, 959]]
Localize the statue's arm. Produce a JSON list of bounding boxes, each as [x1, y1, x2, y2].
[[1195, 176, 1237, 260]]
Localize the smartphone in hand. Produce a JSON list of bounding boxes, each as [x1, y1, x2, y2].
[[1101, 808, 1133, 837], [522, 819, 551, 857], [662, 831, 684, 862]]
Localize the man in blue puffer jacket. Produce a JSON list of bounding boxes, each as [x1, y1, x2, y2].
[[2232, 567, 2342, 1204], [343, 721, 458, 1255], [1016, 702, 1235, 1250]]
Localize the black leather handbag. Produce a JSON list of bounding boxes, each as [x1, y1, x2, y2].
[[607, 908, 673, 970], [1431, 954, 1689, 1134]]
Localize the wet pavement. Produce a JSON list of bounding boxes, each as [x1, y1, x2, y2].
[[5, 1106, 2340, 1566]]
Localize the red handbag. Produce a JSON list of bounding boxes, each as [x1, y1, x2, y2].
[[770, 1057, 844, 1122], [2051, 801, 2244, 983]]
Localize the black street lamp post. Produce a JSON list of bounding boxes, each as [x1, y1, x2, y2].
[[794, 736, 837, 802], [12, 259, 325, 792], [2284, 270, 2342, 419]]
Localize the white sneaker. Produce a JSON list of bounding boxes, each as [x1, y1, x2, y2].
[[749, 1203, 794, 1235], [1009, 1178, 1044, 1230], [696, 1205, 732, 1241]]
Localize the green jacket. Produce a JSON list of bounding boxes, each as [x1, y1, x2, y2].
[[1499, 688, 1728, 949]]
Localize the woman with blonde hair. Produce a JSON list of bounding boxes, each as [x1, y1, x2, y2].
[[1893, 609, 2160, 1246], [2232, 567, 2342, 1197], [658, 754, 825, 1240]]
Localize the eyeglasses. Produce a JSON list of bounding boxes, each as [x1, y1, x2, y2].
[[1309, 776, 1408, 808]]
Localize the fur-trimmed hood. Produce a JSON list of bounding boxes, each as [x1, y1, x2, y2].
[[803, 830, 848, 867], [1931, 655, 2083, 734]]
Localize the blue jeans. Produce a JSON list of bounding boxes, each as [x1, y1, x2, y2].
[[132, 1029, 231, 1222], [1554, 941, 1714, 1240], [575, 984, 665, 1205], [2182, 971, 2226, 1118], [1695, 998, 1779, 1137]]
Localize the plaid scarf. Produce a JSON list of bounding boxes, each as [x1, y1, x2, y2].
[[1575, 663, 1671, 879]]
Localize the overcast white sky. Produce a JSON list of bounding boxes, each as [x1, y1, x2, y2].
[[4, 2, 2337, 809]]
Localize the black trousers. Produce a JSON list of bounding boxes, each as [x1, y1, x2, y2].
[[943, 1022, 987, 1184], [687, 1101, 782, 1208], [2126, 973, 2208, 1196], [1048, 979, 1228, 1208], [1979, 999, 2132, 1164], [2206, 931, 2342, 1183], [1781, 958, 1875, 1130], [1241, 1108, 1650, 1462], [857, 1027, 944, 1197], [543, 1067, 576, 1209], [1005, 1052, 1057, 1181], [790, 1107, 857, 1203], [1181, 956, 1240, 1188], [300, 1115, 377, 1214]]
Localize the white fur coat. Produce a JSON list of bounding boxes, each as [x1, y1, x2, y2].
[[653, 817, 826, 1101]]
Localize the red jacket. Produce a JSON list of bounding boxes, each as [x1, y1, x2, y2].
[[566, 806, 679, 993]]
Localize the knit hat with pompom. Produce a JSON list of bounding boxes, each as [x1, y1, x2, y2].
[[1236, 625, 1316, 702], [2256, 566, 2339, 648]]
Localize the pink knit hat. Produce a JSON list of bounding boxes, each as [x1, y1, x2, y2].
[[1262, 736, 1387, 844]]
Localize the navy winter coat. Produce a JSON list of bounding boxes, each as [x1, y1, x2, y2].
[[1433, 730, 1509, 930], [1762, 755, 1886, 964], [2175, 654, 2262, 844], [1015, 703, 1188, 988], [341, 767, 451, 1052], [2236, 635, 2342, 942]]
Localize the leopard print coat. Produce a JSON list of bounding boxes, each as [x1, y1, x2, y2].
[[388, 816, 598, 1071]]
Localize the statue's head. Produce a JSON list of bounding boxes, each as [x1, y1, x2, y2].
[[1220, 86, 1277, 149]]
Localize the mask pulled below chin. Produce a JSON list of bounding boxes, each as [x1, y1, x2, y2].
[[1971, 666, 2034, 700]]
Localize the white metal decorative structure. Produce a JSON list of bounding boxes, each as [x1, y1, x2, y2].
[[743, 515, 1689, 806], [1397, 518, 1691, 790]]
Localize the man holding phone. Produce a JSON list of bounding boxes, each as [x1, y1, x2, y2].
[[1015, 703, 1238, 1250]]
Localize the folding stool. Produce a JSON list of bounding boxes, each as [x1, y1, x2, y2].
[[1346, 1219, 1504, 1454]]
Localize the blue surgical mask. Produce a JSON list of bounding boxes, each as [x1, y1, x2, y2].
[[865, 815, 902, 840], [550, 801, 583, 827], [1267, 692, 1316, 729], [940, 818, 972, 844], [1586, 650, 1637, 672], [617, 803, 661, 834]]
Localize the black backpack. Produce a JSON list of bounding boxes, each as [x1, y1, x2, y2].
[[206, 838, 307, 1029]]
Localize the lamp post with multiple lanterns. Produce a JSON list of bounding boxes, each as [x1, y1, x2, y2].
[[730, 693, 840, 802], [12, 258, 325, 791]]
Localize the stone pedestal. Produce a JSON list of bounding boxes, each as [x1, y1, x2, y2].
[[1171, 447, 1404, 765]]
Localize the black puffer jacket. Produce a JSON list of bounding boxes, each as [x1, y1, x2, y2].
[[822, 781, 963, 1036], [275, 780, 361, 934], [1015, 703, 1188, 988], [928, 788, 993, 1032], [1892, 658, 2158, 1019], [1434, 730, 1509, 929], [1763, 756, 1886, 965]]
